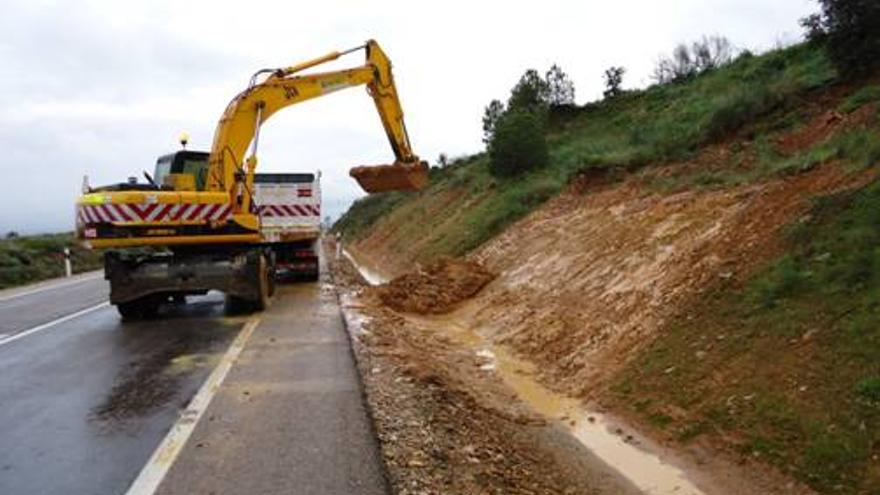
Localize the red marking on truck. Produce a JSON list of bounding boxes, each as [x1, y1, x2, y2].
[[77, 203, 233, 225]]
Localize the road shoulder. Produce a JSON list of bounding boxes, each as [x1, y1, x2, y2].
[[153, 280, 388, 495]]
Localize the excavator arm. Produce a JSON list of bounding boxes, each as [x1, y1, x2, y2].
[[207, 39, 427, 214]]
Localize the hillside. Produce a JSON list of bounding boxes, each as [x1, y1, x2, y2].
[[336, 43, 877, 270], [334, 41, 880, 493]]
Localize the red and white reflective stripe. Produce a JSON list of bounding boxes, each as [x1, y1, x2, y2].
[[257, 204, 320, 217], [77, 203, 232, 224]]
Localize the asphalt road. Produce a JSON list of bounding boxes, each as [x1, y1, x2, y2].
[[155, 278, 388, 495], [0, 273, 243, 495], [0, 267, 387, 495], [0, 272, 108, 339]]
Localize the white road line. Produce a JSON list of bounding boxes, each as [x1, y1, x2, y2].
[[0, 273, 103, 303], [125, 315, 263, 495], [0, 301, 110, 348]]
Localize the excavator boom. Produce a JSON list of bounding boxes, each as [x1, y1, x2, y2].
[[208, 39, 427, 204]]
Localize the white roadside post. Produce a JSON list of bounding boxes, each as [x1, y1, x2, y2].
[[63, 248, 72, 278]]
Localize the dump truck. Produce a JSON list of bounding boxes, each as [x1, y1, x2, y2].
[[75, 40, 428, 318], [254, 172, 322, 281]]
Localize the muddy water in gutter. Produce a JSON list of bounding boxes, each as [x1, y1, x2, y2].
[[345, 250, 705, 495], [342, 248, 390, 286]]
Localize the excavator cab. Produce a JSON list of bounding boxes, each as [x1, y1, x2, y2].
[[350, 160, 429, 193], [153, 151, 210, 191]]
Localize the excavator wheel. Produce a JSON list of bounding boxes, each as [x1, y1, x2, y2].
[[117, 297, 161, 321], [350, 161, 429, 193], [252, 253, 271, 311], [224, 252, 272, 314]]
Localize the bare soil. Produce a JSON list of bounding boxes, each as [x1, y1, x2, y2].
[[346, 163, 873, 494], [329, 243, 641, 495], [374, 258, 495, 314]]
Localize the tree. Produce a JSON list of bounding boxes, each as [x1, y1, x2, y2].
[[481, 99, 506, 145], [652, 35, 734, 84], [508, 69, 550, 112], [800, 13, 827, 42], [545, 64, 575, 106], [488, 110, 548, 178], [437, 153, 449, 168], [603, 66, 626, 99], [815, 0, 880, 78], [691, 36, 733, 72]]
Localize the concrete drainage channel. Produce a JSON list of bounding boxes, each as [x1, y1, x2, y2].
[[341, 247, 706, 495]]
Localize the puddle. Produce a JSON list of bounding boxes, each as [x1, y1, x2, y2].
[[339, 292, 372, 337], [405, 312, 706, 495]]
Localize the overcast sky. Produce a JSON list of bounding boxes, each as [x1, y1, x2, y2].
[[0, 0, 816, 234]]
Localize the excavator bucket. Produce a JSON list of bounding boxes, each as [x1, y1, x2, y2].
[[350, 161, 430, 193]]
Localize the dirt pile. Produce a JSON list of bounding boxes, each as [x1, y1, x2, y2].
[[374, 258, 494, 314]]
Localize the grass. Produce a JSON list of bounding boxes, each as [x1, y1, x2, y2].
[[335, 43, 842, 256], [840, 85, 880, 114], [0, 233, 102, 289], [612, 179, 880, 493]]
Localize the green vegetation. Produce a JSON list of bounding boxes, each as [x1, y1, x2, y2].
[[331, 25, 880, 493], [613, 180, 880, 493], [806, 0, 880, 78], [0, 233, 102, 289], [336, 43, 847, 260], [840, 85, 880, 114], [488, 110, 549, 178], [332, 192, 409, 242], [333, 33, 880, 494]]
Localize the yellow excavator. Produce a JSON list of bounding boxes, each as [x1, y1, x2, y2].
[[75, 40, 428, 318]]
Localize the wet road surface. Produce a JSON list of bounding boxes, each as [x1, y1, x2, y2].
[[0, 268, 388, 495], [0, 272, 108, 339], [155, 280, 388, 495], [0, 275, 243, 495]]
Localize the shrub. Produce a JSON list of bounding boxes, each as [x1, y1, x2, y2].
[[751, 256, 807, 308], [653, 36, 734, 84], [488, 110, 549, 178], [705, 87, 783, 141], [855, 377, 880, 404]]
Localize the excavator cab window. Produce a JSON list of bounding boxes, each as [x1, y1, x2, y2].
[[153, 151, 210, 191]]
